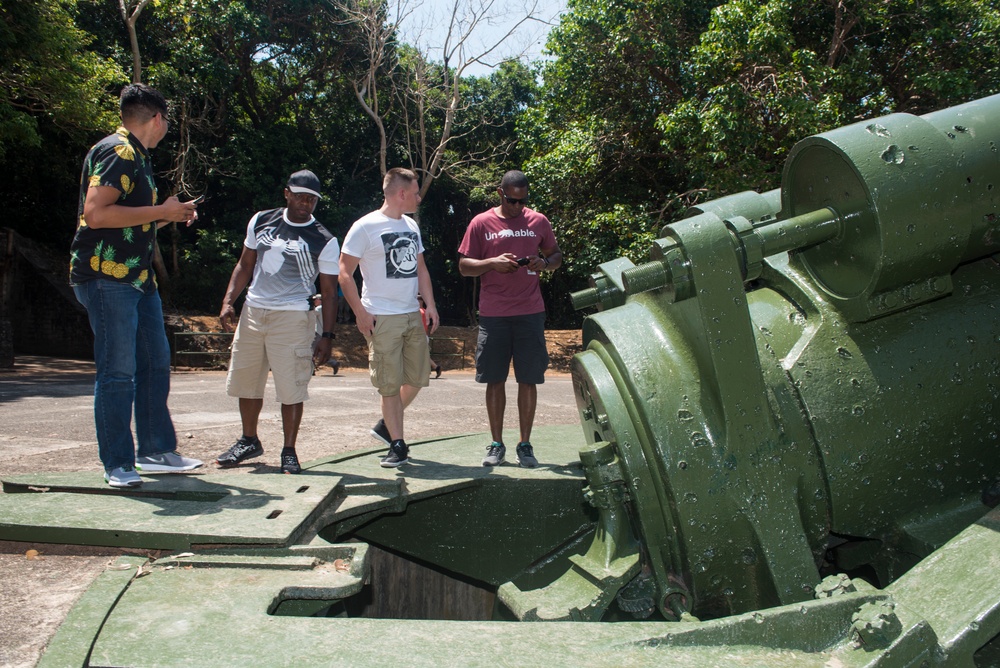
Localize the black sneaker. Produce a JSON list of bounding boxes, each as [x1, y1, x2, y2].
[[380, 440, 409, 468], [516, 442, 538, 468], [370, 419, 391, 445], [482, 442, 506, 467], [281, 449, 301, 474], [217, 436, 263, 467]]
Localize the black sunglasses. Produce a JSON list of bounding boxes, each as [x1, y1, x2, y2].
[[500, 188, 529, 205]]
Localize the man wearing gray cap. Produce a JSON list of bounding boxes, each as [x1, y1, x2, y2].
[[215, 170, 341, 473]]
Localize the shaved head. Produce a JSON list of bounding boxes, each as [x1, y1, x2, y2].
[[500, 170, 529, 190]]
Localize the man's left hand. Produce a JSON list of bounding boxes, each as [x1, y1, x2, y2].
[[313, 336, 333, 366], [425, 304, 440, 335], [526, 256, 547, 272]]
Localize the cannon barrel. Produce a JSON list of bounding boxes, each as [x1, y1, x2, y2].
[[558, 94, 1000, 622]]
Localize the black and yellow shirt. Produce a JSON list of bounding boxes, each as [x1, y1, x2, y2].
[[69, 127, 158, 290]]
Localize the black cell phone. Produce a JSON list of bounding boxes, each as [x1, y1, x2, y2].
[[186, 194, 205, 204], [516, 257, 530, 266]]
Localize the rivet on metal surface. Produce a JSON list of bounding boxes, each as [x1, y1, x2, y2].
[[850, 600, 902, 649], [814, 573, 856, 598], [880, 291, 899, 309]]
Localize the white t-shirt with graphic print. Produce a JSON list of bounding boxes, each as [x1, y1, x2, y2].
[[242, 208, 340, 311], [341, 210, 424, 315]]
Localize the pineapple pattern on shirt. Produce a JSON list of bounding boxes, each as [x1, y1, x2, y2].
[[70, 127, 158, 290]]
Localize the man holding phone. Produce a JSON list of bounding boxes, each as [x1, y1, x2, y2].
[[458, 170, 562, 468], [69, 83, 203, 488]]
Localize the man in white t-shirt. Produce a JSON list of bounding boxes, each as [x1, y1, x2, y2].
[[339, 168, 439, 468], [215, 169, 341, 474]]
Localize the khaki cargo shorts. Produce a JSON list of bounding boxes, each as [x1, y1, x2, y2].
[[366, 312, 430, 396], [226, 306, 317, 405]]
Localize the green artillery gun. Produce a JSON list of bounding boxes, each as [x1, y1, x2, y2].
[[3, 94, 1000, 666], [565, 92, 1000, 625]]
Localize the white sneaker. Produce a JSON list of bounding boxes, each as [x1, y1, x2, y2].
[[135, 451, 203, 472], [105, 466, 142, 488]]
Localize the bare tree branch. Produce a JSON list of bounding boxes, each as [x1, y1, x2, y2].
[[118, 0, 152, 83], [826, 0, 859, 68], [331, 0, 550, 198]]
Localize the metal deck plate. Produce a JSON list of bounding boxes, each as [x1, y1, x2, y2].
[[0, 425, 587, 550]]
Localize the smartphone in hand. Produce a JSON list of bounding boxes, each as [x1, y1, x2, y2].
[[516, 257, 530, 266]]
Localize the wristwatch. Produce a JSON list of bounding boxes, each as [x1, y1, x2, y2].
[[321, 331, 336, 339]]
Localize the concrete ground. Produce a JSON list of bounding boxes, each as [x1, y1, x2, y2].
[[0, 356, 582, 667]]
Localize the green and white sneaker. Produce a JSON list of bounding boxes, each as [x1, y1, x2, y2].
[[482, 442, 506, 467]]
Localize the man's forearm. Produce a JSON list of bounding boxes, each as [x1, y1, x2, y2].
[[542, 251, 563, 271], [337, 273, 364, 314], [320, 273, 338, 332], [222, 266, 250, 309], [86, 203, 167, 229], [458, 257, 494, 277]]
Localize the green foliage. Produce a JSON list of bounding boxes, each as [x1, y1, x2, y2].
[[656, 0, 1000, 199], [451, 60, 540, 168], [5, 0, 1000, 329], [657, 0, 846, 195], [522, 0, 719, 305], [0, 0, 123, 245], [0, 0, 122, 156], [169, 227, 243, 312]]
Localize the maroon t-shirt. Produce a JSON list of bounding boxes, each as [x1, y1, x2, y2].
[[458, 207, 556, 317]]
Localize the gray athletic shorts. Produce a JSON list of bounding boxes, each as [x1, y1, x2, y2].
[[475, 312, 549, 385]]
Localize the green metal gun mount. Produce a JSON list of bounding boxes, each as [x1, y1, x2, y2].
[[2, 95, 999, 667], [568, 93, 1000, 626]]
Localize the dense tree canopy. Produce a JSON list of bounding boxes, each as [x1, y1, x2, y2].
[[524, 0, 1000, 324], [1, 0, 998, 326], [658, 0, 1000, 195], [0, 0, 123, 246]]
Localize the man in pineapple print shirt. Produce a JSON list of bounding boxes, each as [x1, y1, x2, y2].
[[69, 83, 203, 488], [215, 170, 341, 475]]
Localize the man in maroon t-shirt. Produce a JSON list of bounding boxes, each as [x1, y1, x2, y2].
[[458, 170, 562, 468]]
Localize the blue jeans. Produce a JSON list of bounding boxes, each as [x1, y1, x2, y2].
[[73, 280, 177, 471]]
